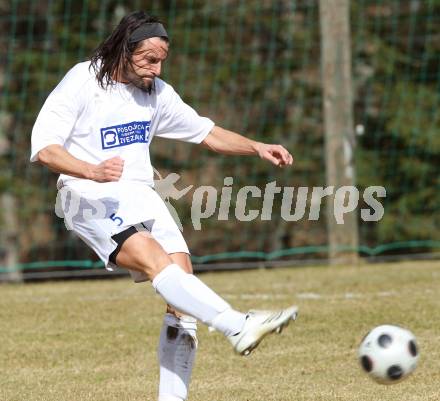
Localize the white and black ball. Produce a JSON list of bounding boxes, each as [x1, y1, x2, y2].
[[358, 325, 419, 384]]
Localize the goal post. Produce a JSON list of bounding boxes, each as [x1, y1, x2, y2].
[[319, 0, 359, 264]]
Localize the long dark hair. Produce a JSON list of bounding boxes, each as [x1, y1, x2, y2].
[[90, 11, 166, 89]]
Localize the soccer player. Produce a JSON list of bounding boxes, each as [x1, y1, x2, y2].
[[30, 11, 297, 401]]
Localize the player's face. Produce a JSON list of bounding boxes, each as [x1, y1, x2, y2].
[[125, 37, 169, 91]]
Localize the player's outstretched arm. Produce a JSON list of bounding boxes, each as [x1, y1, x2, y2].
[[201, 126, 293, 167], [37, 144, 124, 182]]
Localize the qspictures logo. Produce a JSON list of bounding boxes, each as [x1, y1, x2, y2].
[[100, 121, 151, 149], [154, 176, 386, 230], [55, 172, 387, 232]]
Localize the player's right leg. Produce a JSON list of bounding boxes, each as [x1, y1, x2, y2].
[[115, 231, 298, 356], [57, 184, 298, 357], [115, 231, 246, 336]]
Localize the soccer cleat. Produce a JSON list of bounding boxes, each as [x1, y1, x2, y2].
[[228, 305, 298, 356]]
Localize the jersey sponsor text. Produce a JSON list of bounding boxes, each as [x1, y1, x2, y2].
[[100, 121, 151, 149]]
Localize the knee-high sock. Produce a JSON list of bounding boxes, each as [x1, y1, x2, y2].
[[152, 264, 246, 336], [157, 314, 197, 401]]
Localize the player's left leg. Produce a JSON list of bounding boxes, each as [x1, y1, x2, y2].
[[157, 253, 198, 401]]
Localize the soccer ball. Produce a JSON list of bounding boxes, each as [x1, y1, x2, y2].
[[358, 325, 419, 384]]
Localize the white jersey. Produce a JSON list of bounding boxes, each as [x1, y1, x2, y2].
[[30, 61, 214, 189]]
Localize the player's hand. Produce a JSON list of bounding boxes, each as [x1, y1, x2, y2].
[[255, 143, 293, 167], [91, 156, 124, 182]]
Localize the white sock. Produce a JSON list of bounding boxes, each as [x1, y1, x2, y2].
[[152, 264, 245, 335], [158, 395, 183, 401], [210, 308, 246, 337], [158, 314, 197, 401]]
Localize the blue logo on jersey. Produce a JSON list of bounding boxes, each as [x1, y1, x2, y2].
[[100, 121, 151, 149]]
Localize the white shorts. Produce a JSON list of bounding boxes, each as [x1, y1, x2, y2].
[[56, 181, 189, 282]]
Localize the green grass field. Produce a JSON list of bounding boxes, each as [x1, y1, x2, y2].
[[1, 260, 439, 401]]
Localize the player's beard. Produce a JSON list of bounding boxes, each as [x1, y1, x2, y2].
[[123, 65, 154, 93]]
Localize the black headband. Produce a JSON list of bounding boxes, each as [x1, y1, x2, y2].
[[129, 23, 168, 43]]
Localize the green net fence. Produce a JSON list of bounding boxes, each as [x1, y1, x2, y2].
[[0, 0, 439, 275]]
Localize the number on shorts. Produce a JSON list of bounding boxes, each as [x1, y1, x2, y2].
[[110, 213, 124, 226]]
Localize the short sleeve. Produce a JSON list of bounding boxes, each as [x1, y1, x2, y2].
[[153, 81, 214, 144], [30, 63, 86, 162]]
